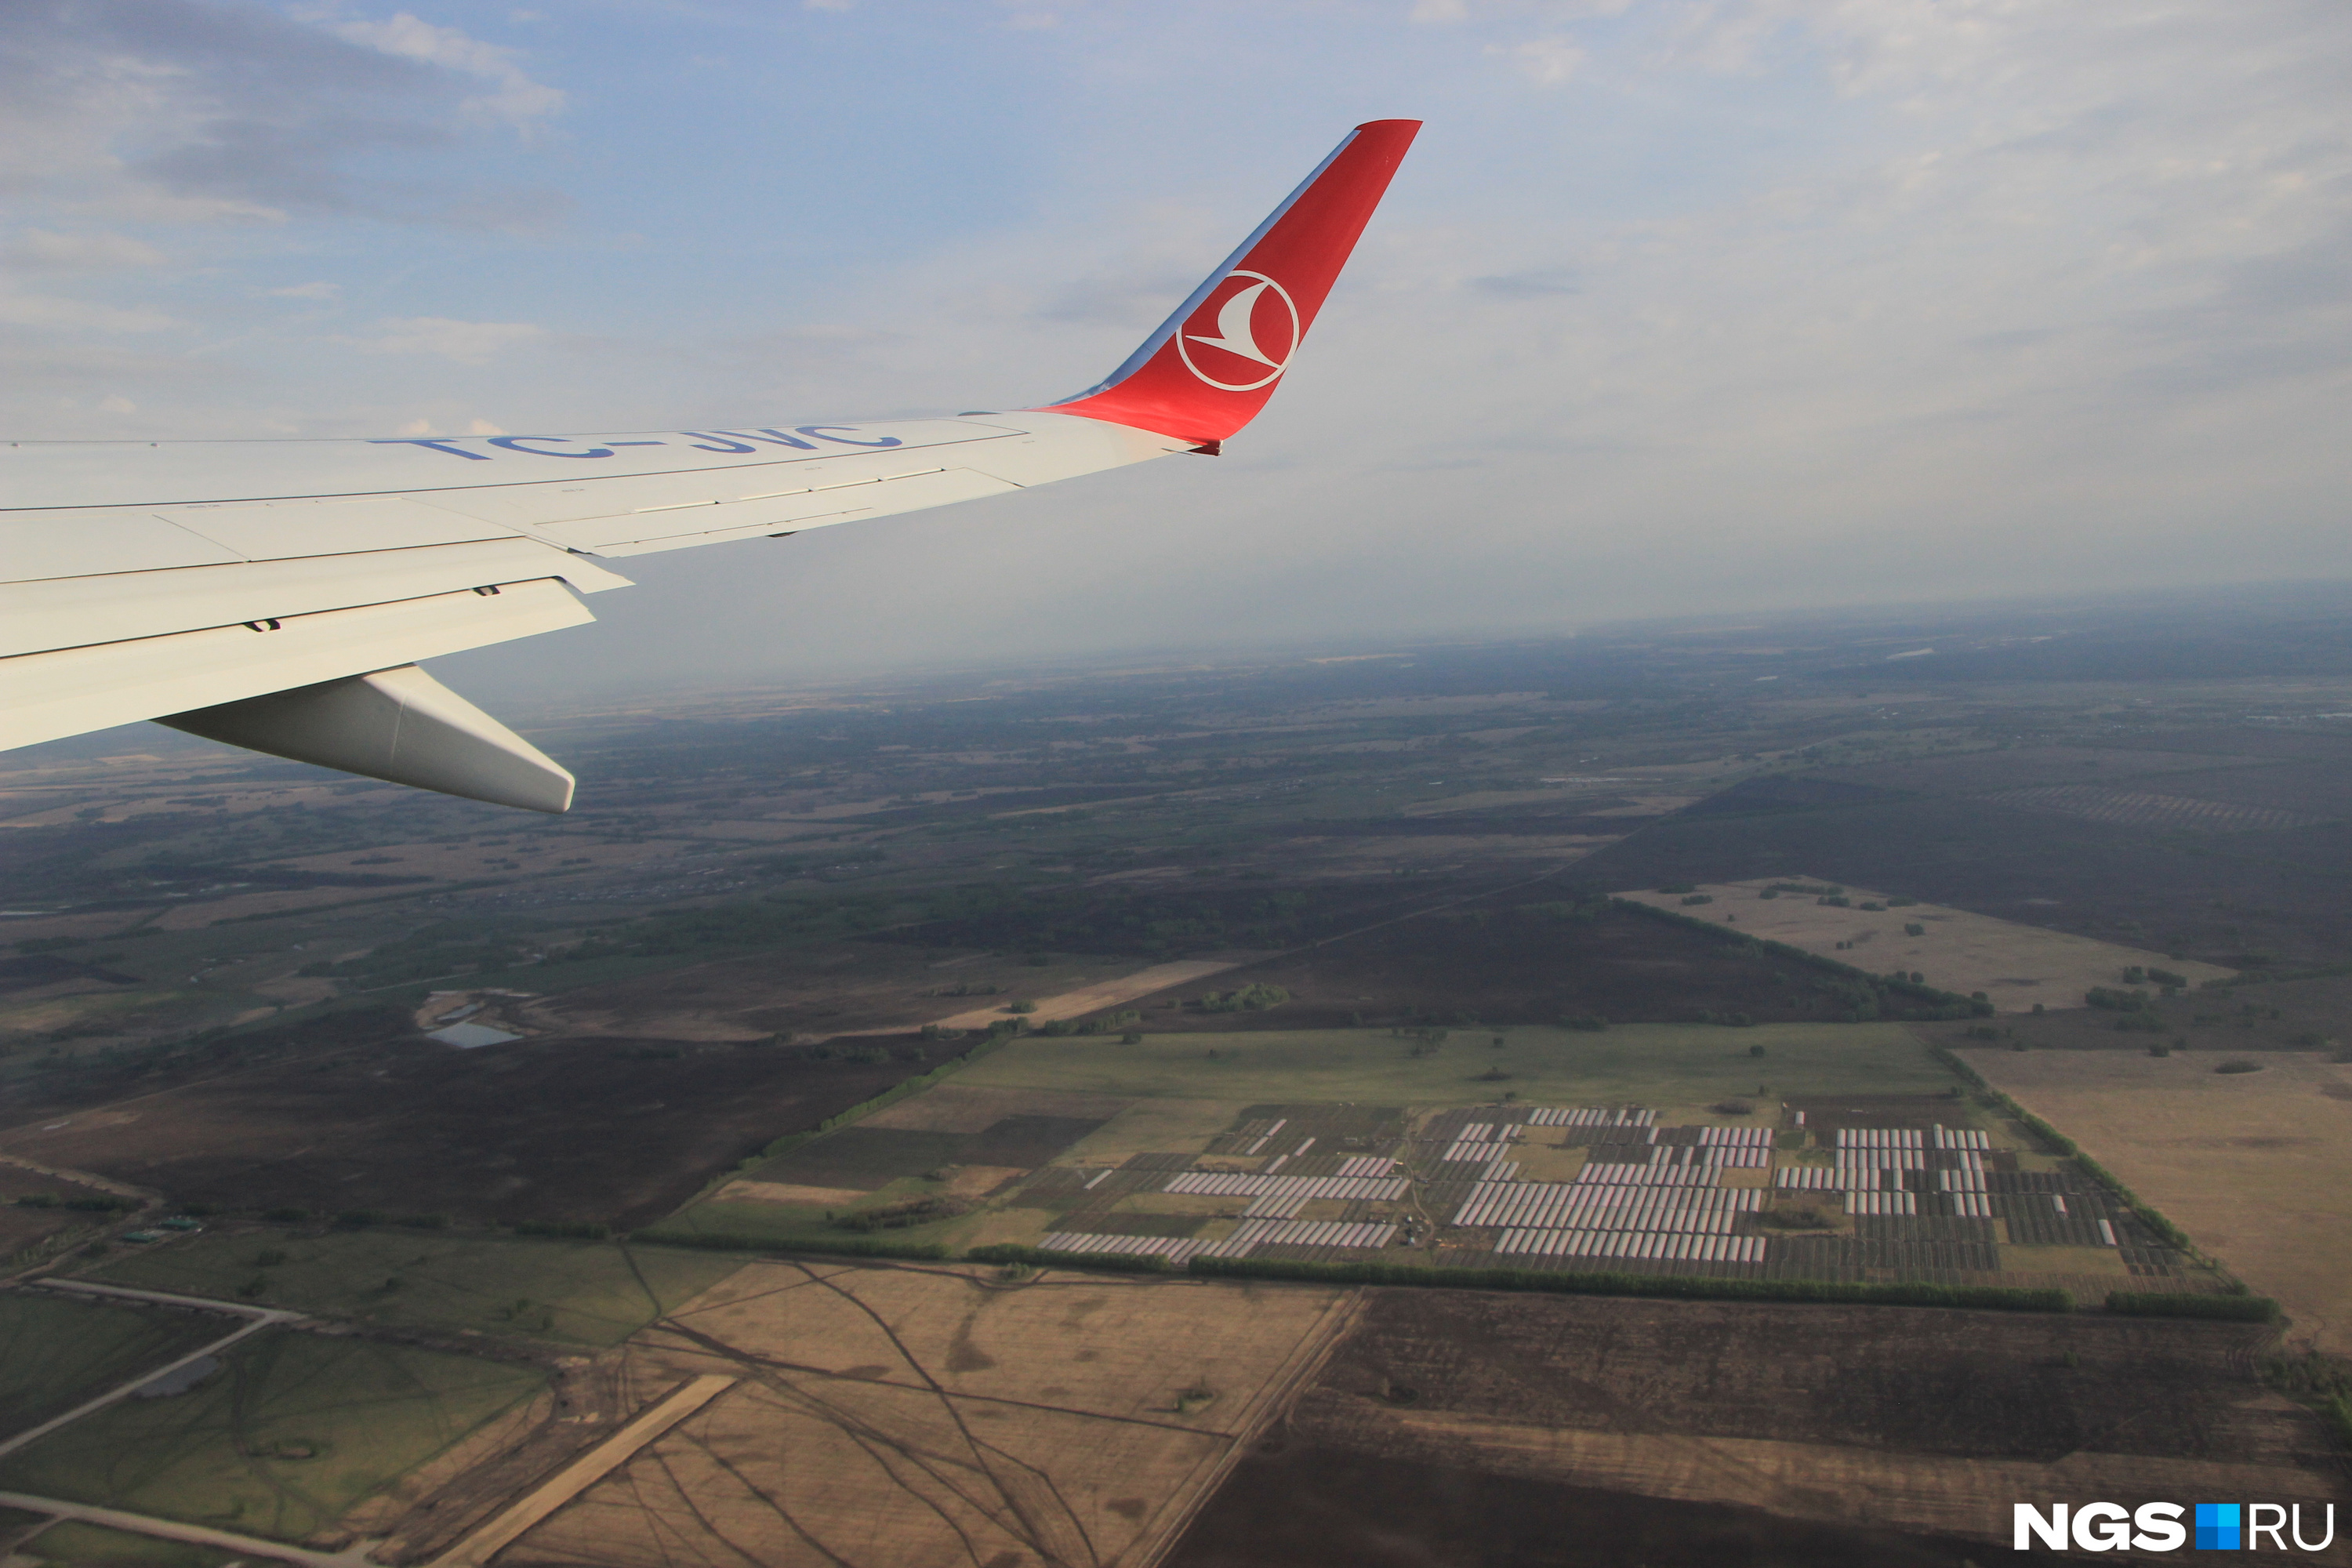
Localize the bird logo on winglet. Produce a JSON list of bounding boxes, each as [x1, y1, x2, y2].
[[1176, 270, 1300, 392]]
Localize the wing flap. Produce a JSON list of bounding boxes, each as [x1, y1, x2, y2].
[[0, 577, 590, 750], [0, 535, 629, 660], [160, 665, 575, 814]]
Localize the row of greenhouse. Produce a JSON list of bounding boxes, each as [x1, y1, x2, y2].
[[1845, 1192, 1918, 1214], [1494, 1229, 1769, 1262], [1646, 1144, 1770, 1169], [1525, 1107, 1657, 1126], [1573, 1162, 1718, 1187], [1161, 1171, 1409, 1200], [1450, 1181, 1766, 1230], [1837, 1128, 1927, 1149], [1036, 1217, 1399, 1261]]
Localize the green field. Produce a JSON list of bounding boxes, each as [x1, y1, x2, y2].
[[20, 1523, 241, 1568], [653, 1023, 1959, 1250], [0, 1294, 230, 1439], [950, 1022, 1951, 1110], [91, 1231, 742, 1346], [0, 1330, 544, 1541]]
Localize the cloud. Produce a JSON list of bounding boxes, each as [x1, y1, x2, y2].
[[0, 2, 567, 223], [326, 12, 565, 129], [261, 280, 341, 299], [7, 0, 2351, 679], [0, 290, 176, 332], [355, 317, 549, 362], [1491, 37, 1584, 85], [1, 230, 168, 270], [1470, 266, 1581, 299]]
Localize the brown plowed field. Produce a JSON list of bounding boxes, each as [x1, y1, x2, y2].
[[1965, 1046, 2352, 1352], [0, 1030, 975, 1227], [491, 1260, 1357, 1568], [1167, 1287, 2348, 1566], [1171, 1447, 2035, 1567]]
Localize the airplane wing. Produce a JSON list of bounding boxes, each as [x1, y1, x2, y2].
[[0, 119, 1419, 811]]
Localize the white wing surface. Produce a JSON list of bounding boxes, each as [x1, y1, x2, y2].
[[0, 121, 1418, 810]]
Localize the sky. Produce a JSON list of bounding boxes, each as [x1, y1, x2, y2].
[[5, 0, 2350, 707]]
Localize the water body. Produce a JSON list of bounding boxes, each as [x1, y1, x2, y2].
[[134, 1356, 220, 1399], [429, 1022, 521, 1049]]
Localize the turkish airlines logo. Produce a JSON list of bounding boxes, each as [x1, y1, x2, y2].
[[1176, 270, 1299, 392]]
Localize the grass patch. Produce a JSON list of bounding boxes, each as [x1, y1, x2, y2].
[[0, 1294, 228, 1439], [953, 1023, 1951, 1107], [20, 1522, 242, 1567], [0, 1330, 544, 1541], [1996, 1244, 2130, 1275], [1058, 1098, 1240, 1166], [89, 1231, 742, 1347]]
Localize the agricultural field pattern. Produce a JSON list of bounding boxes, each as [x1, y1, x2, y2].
[[2, 586, 2350, 1564]]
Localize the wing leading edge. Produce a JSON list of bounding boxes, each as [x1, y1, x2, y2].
[[0, 120, 1419, 809]]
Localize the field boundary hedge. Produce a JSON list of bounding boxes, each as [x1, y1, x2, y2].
[[1185, 1254, 2072, 1310], [633, 1234, 2075, 1309], [1930, 1043, 2205, 1260], [2107, 1290, 2279, 1322], [630, 1229, 948, 1261], [967, 1243, 1172, 1274], [2200, 960, 2352, 991]]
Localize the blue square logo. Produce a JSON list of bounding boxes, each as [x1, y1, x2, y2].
[[2196, 1503, 2241, 1550]]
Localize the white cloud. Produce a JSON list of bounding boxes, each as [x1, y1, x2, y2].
[[1492, 37, 1584, 85], [0, 291, 176, 332], [262, 281, 341, 300], [326, 13, 566, 128], [2, 230, 169, 271], [355, 317, 549, 362]]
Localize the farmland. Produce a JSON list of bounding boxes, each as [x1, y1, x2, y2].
[[1964, 1046, 2352, 1351], [408, 1259, 1358, 1567], [0, 1329, 546, 1541], [661, 1025, 2201, 1305], [947, 1022, 1949, 1107], [1167, 1287, 2347, 1566], [0, 1021, 971, 1228], [1612, 879, 2235, 1013], [92, 1230, 742, 1346], [6, 592, 2352, 1559], [0, 1294, 228, 1439]]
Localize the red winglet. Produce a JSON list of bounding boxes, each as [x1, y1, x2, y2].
[[1043, 119, 1421, 446]]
